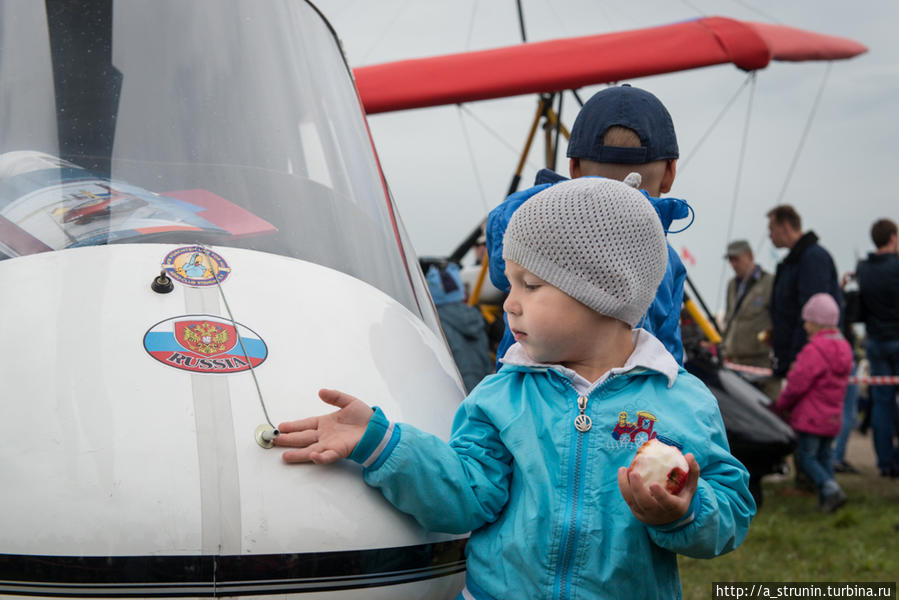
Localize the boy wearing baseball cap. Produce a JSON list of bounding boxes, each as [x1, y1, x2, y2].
[[276, 177, 754, 599], [487, 84, 691, 366]]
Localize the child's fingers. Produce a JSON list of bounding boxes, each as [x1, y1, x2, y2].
[[645, 457, 699, 517], [646, 483, 683, 512], [310, 449, 342, 465], [684, 454, 701, 491], [273, 428, 319, 448], [628, 472, 663, 513], [276, 416, 319, 434], [281, 440, 342, 463], [621, 460, 698, 525], [619, 468, 656, 514], [280, 447, 316, 463], [617, 467, 634, 504], [279, 389, 358, 434], [318, 388, 359, 409]]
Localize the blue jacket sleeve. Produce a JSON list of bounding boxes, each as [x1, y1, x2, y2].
[[645, 384, 756, 558], [644, 244, 686, 365], [350, 398, 513, 535]]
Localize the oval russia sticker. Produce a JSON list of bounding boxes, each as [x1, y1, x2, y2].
[[144, 315, 267, 373]]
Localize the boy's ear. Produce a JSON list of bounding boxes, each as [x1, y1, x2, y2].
[[569, 157, 582, 179], [659, 159, 677, 194]]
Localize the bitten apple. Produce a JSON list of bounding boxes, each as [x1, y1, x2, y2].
[[628, 438, 689, 494]]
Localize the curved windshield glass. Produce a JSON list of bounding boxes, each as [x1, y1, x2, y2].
[[0, 0, 423, 315]]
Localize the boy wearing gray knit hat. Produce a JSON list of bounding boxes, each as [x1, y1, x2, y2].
[[503, 177, 668, 330], [276, 178, 754, 599]]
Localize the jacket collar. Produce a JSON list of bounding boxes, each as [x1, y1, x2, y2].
[[783, 231, 819, 265], [532, 170, 691, 234], [499, 328, 679, 393], [739, 264, 763, 284], [812, 328, 843, 341], [866, 251, 898, 263]]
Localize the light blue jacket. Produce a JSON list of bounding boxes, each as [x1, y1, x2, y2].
[[350, 331, 755, 600], [486, 171, 690, 366]]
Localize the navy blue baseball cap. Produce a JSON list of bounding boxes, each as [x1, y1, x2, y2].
[[567, 84, 679, 164]]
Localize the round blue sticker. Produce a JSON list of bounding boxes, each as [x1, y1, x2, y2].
[[162, 246, 230, 287]]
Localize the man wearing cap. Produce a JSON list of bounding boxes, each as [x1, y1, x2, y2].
[[486, 84, 691, 366], [721, 239, 776, 399]]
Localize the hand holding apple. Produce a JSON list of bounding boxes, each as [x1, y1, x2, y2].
[[629, 438, 689, 494], [617, 438, 700, 526]]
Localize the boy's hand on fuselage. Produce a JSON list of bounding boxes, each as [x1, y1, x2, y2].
[[275, 389, 373, 465], [617, 453, 700, 526]]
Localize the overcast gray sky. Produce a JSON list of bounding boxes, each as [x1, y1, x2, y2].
[[314, 0, 897, 314]]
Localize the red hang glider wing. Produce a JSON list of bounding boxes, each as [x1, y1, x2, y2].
[[353, 16, 867, 115]]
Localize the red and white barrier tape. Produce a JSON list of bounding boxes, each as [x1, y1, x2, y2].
[[849, 375, 899, 385], [722, 362, 773, 377], [722, 361, 899, 386]]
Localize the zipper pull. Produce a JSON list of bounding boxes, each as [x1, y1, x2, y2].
[[574, 395, 592, 432]]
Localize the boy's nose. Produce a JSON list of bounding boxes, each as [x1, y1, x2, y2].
[[503, 293, 520, 315]]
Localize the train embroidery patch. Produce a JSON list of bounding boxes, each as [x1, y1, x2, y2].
[[144, 315, 267, 373], [161, 245, 231, 287], [611, 410, 659, 444], [609, 410, 680, 449]]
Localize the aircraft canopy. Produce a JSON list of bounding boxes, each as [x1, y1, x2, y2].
[[0, 0, 426, 316]]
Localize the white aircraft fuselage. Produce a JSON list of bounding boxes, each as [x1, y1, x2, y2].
[[0, 0, 468, 597]]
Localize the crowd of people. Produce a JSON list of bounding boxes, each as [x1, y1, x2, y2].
[[721, 212, 899, 508], [272, 83, 894, 598]]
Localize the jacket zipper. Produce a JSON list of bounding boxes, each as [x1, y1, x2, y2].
[[554, 375, 619, 600], [555, 392, 592, 600]]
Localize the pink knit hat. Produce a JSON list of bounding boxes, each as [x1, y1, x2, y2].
[[801, 293, 840, 327]]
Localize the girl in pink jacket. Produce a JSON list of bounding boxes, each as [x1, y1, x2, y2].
[[775, 293, 854, 513]]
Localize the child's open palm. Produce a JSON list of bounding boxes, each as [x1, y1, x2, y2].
[[274, 389, 373, 464]]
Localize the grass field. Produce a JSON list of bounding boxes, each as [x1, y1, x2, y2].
[[678, 431, 899, 599]]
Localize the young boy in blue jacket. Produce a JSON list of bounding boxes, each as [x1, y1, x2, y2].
[[487, 84, 691, 366], [276, 177, 755, 599]]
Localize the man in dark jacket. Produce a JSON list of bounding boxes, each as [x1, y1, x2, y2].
[[856, 218, 899, 477], [767, 205, 842, 377]]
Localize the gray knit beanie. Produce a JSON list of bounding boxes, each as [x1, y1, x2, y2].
[[502, 177, 668, 327]]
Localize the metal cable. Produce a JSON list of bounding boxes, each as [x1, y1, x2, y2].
[[199, 245, 275, 429], [457, 105, 490, 216], [459, 104, 543, 172], [716, 72, 757, 313], [678, 74, 753, 174], [775, 62, 833, 206]]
